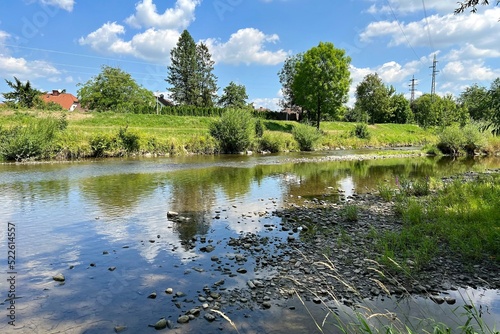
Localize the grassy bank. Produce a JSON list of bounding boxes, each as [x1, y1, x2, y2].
[[0, 108, 490, 161], [375, 172, 500, 273]]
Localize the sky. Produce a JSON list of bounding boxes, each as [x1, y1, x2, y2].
[[0, 0, 499, 111]]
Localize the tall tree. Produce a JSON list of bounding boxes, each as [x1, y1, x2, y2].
[[354, 73, 394, 124], [458, 84, 492, 121], [2, 77, 41, 108], [390, 93, 413, 124], [292, 42, 351, 129], [278, 53, 303, 109], [489, 77, 500, 134], [77, 65, 154, 112], [167, 30, 199, 105], [196, 42, 218, 107], [218, 82, 248, 109]]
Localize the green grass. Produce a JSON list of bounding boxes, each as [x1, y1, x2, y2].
[[0, 109, 495, 161], [377, 173, 500, 272]]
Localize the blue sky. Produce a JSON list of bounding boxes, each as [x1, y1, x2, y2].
[[0, 0, 499, 110]]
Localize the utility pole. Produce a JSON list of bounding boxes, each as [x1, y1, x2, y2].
[[430, 54, 439, 101], [409, 75, 418, 104]]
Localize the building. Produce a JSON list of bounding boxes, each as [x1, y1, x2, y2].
[[41, 90, 81, 111]]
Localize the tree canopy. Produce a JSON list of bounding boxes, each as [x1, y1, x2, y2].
[[218, 81, 248, 109], [166, 30, 218, 107], [2, 77, 41, 109], [289, 42, 351, 129], [455, 0, 499, 13], [355, 73, 394, 124], [278, 53, 303, 109], [77, 65, 154, 112]]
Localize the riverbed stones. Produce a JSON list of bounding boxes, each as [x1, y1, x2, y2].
[[165, 288, 173, 294], [177, 315, 190, 324], [153, 318, 167, 329], [52, 273, 65, 282], [204, 313, 216, 322]]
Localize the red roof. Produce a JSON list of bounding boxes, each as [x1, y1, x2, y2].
[[41, 90, 80, 110]]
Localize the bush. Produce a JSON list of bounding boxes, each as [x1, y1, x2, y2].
[[351, 123, 370, 139], [259, 131, 297, 153], [90, 133, 117, 157], [209, 109, 254, 153], [437, 125, 464, 155], [0, 117, 60, 161], [255, 118, 264, 138], [117, 126, 140, 153], [437, 123, 488, 155], [292, 122, 322, 151]]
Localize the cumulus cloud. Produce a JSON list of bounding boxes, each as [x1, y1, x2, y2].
[[0, 56, 60, 79], [203, 28, 288, 65], [39, 0, 75, 12], [441, 60, 500, 82], [360, 7, 500, 51], [366, 0, 457, 16], [125, 0, 200, 30], [79, 22, 180, 63]]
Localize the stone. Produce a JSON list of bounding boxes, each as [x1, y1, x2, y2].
[[148, 292, 157, 299], [154, 318, 167, 330], [114, 326, 127, 333], [165, 288, 173, 294], [52, 273, 65, 282], [177, 315, 190, 324], [204, 313, 216, 322], [262, 301, 272, 309], [108, 267, 116, 271], [167, 211, 179, 219]]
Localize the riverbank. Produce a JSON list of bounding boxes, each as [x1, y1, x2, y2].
[[0, 109, 441, 161]]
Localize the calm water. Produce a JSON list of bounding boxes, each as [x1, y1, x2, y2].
[[0, 152, 499, 333]]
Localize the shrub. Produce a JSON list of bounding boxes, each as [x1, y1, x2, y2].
[[209, 109, 254, 153], [436, 125, 464, 155], [0, 117, 60, 161], [292, 122, 322, 151], [90, 133, 117, 157], [259, 131, 297, 153], [351, 123, 371, 139], [117, 126, 140, 153], [461, 122, 488, 155], [255, 118, 264, 138]]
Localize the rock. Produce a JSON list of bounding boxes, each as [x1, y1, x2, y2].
[[429, 295, 445, 304], [167, 211, 179, 219], [262, 301, 272, 309], [236, 268, 247, 274], [204, 313, 216, 322], [103, 251, 109, 255], [108, 267, 116, 271], [200, 245, 215, 253], [165, 288, 173, 294], [175, 291, 186, 297], [153, 318, 167, 330], [114, 325, 127, 333], [166, 320, 174, 329], [445, 297, 456, 305], [52, 273, 65, 282], [211, 256, 220, 262], [148, 292, 157, 299], [247, 281, 256, 289], [177, 315, 190, 324]]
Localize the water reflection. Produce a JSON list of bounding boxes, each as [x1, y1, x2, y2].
[[0, 154, 499, 333]]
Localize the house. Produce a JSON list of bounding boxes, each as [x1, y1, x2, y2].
[[41, 90, 81, 111]]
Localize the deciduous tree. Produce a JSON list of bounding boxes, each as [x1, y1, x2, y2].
[[354, 73, 394, 124], [278, 53, 303, 109], [292, 42, 351, 129], [77, 66, 153, 112]]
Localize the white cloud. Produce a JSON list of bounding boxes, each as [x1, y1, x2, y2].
[[366, 0, 457, 16], [79, 22, 180, 63], [78, 22, 126, 52], [360, 7, 500, 51], [441, 60, 500, 82], [0, 56, 60, 79], [203, 28, 288, 65], [39, 0, 75, 12], [445, 43, 500, 61], [251, 97, 280, 111], [125, 0, 200, 29]]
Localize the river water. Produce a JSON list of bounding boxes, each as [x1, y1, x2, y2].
[[0, 152, 499, 333]]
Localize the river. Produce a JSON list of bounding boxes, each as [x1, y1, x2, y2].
[[0, 151, 499, 333]]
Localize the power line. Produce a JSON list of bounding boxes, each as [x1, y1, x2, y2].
[[421, 0, 435, 53], [385, 0, 420, 60]]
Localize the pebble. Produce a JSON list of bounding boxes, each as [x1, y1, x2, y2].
[[177, 315, 190, 324], [52, 273, 65, 282], [153, 318, 167, 330], [165, 288, 173, 294], [204, 313, 216, 322]]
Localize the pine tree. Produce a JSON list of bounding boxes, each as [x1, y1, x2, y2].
[[196, 42, 218, 107], [166, 30, 199, 105]]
